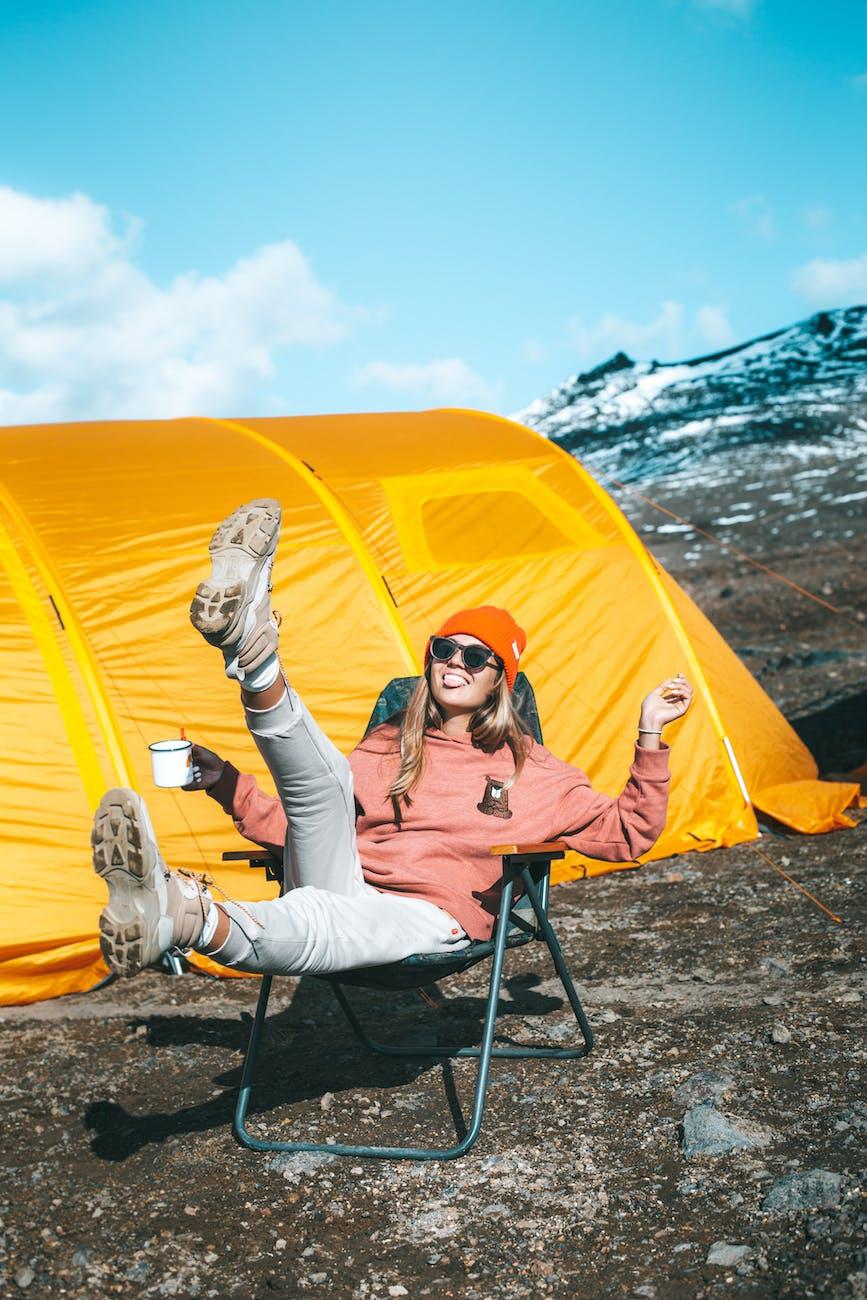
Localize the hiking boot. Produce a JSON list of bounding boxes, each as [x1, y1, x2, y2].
[[189, 498, 282, 680], [92, 788, 211, 977]]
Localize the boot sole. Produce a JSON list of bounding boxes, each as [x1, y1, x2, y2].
[[189, 498, 281, 646], [92, 789, 163, 977]]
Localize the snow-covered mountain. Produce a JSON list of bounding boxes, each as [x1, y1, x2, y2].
[[512, 307, 867, 485]]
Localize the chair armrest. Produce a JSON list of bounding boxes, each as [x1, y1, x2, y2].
[[222, 848, 283, 884], [488, 841, 565, 935], [489, 840, 567, 857], [222, 850, 280, 863]]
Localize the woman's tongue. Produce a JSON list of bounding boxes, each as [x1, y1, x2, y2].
[[443, 671, 467, 689]]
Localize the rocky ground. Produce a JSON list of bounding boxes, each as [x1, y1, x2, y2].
[[1, 457, 865, 1299]]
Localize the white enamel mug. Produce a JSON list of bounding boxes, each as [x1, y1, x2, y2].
[[149, 739, 193, 788]]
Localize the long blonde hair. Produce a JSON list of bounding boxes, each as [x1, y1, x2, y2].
[[387, 670, 530, 825]]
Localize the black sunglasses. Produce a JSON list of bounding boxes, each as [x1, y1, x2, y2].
[[429, 636, 503, 673]]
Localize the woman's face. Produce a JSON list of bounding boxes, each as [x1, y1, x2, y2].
[[428, 633, 502, 719]]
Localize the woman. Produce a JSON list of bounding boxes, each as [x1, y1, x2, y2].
[[92, 499, 693, 979]]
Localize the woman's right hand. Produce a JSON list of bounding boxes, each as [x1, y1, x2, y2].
[[639, 674, 694, 732], [184, 743, 226, 792]]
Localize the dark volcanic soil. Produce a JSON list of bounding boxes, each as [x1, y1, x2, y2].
[[2, 462, 865, 1299]]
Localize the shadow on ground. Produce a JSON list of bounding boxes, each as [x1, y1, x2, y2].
[[83, 971, 568, 1162]]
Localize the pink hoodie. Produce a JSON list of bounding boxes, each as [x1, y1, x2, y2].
[[212, 724, 670, 941]]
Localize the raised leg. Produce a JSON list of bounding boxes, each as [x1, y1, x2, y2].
[[199, 884, 468, 976], [242, 688, 365, 896], [188, 497, 366, 898]]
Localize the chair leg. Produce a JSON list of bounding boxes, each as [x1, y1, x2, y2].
[[232, 882, 516, 1161], [234, 974, 274, 1149], [520, 867, 594, 1055]]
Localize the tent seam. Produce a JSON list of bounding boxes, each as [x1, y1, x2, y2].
[[0, 506, 107, 805], [203, 417, 420, 674], [0, 483, 137, 794]]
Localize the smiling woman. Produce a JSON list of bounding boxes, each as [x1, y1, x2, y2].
[[388, 611, 531, 824], [91, 498, 691, 982]]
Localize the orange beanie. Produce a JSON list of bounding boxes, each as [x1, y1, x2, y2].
[[425, 606, 527, 690]]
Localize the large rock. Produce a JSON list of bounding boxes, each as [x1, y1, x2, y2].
[[681, 1103, 768, 1158], [762, 1169, 842, 1212], [707, 1243, 751, 1267], [673, 1071, 734, 1108]]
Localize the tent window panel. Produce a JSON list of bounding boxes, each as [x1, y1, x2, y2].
[[421, 492, 572, 565]]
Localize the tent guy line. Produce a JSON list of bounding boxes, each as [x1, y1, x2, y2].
[[601, 473, 864, 632], [751, 844, 843, 926]]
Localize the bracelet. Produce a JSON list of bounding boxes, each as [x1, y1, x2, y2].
[[638, 728, 662, 735]]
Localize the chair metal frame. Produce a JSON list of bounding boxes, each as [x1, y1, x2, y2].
[[227, 674, 595, 1162]]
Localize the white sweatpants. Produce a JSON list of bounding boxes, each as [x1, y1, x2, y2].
[[202, 687, 469, 975]]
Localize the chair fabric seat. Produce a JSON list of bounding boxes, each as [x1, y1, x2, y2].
[[318, 925, 535, 991]]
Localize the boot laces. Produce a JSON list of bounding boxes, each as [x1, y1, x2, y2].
[[175, 868, 265, 931]]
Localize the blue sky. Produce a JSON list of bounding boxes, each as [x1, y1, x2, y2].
[[1, 0, 865, 423]]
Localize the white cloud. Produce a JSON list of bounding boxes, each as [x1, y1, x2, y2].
[[0, 187, 134, 284], [351, 358, 496, 404], [790, 253, 867, 305], [566, 300, 741, 363], [731, 195, 774, 239], [0, 186, 358, 424], [568, 300, 686, 362], [695, 304, 736, 348]]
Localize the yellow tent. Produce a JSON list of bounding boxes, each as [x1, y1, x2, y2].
[[0, 411, 857, 1005]]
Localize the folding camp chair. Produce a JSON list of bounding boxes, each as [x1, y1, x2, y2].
[[227, 673, 594, 1162]]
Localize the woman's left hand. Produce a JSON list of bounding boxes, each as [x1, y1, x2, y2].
[[640, 674, 694, 732], [184, 742, 226, 792]]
